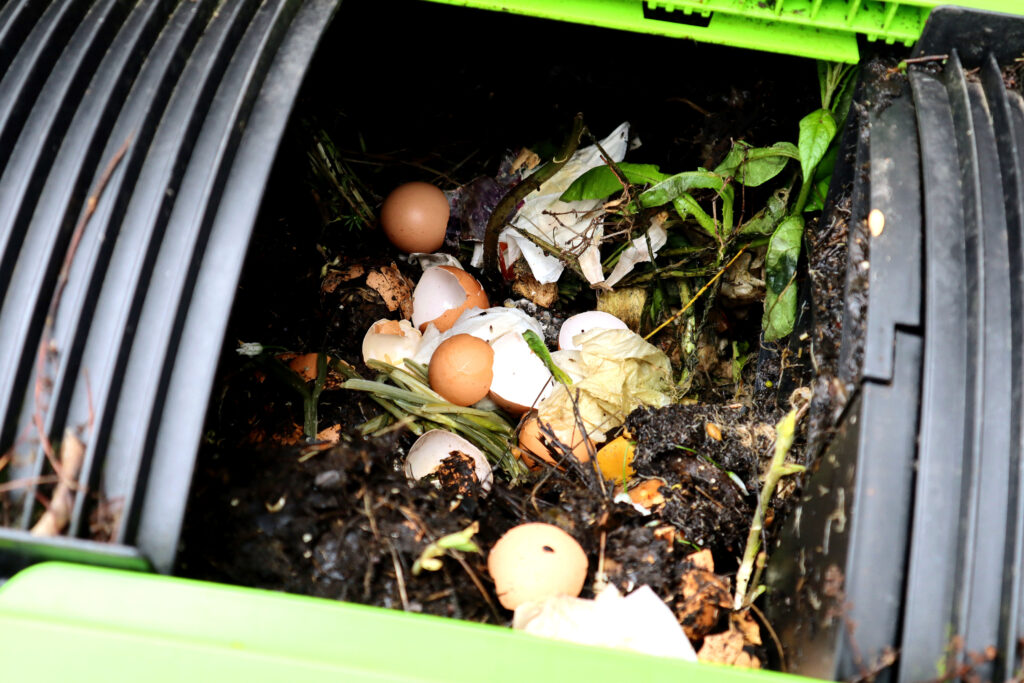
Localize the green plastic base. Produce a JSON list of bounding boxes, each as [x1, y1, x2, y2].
[[0, 563, 814, 681], [417, 0, 1024, 62]]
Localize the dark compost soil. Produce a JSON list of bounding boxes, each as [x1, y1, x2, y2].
[[175, 0, 861, 657]]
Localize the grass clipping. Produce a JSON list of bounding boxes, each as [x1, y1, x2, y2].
[[538, 329, 673, 442]]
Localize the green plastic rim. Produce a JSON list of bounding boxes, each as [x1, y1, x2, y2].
[[416, 0, 1024, 62], [0, 562, 819, 681]]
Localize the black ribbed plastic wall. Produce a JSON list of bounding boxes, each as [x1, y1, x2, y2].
[[0, 0, 339, 574], [766, 8, 1024, 681]]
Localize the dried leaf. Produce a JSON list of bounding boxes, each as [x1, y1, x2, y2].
[[30, 430, 86, 537], [687, 548, 716, 572], [322, 264, 365, 293], [512, 262, 559, 308], [316, 424, 341, 444], [288, 353, 322, 382], [366, 263, 414, 318], [698, 625, 762, 668], [676, 562, 732, 640]]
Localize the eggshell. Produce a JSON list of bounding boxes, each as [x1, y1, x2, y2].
[[411, 266, 489, 332], [361, 319, 422, 366], [558, 311, 629, 351], [488, 332, 554, 415], [629, 478, 667, 510], [380, 182, 450, 253], [405, 430, 493, 495], [428, 334, 494, 406], [517, 413, 592, 469], [488, 523, 588, 610]]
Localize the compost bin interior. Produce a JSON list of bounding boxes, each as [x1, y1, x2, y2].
[[174, 0, 852, 670]]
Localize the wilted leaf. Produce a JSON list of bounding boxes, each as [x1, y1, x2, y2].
[[676, 562, 732, 640], [560, 162, 670, 201], [715, 142, 798, 187], [366, 263, 415, 318], [762, 216, 804, 341], [798, 109, 837, 182], [639, 170, 725, 208]]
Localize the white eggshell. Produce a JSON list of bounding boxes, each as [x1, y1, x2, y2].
[[413, 307, 545, 365], [411, 267, 468, 329], [361, 319, 422, 366], [558, 311, 629, 351], [405, 430, 493, 494], [488, 332, 554, 414]]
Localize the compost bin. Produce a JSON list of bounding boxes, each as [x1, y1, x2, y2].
[[2, 1, 1024, 681]]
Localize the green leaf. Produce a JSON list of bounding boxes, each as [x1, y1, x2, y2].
[[797, 109, 837, 183], [559, 162, 670, 201], [762, 216, 804, 341], [522, 330, 572, 386], [803, 177, 831, 213], [673, 194, 717, 238], [715, 141, 798, 187], [739, 188, 789, 235], [639, 169, 724, 208]]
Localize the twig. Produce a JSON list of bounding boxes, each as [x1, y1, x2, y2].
[[33, 135, 132, 481], [749, 602, 787, 673], [0, 475, 60, 494], [386, 538, 411, 612]]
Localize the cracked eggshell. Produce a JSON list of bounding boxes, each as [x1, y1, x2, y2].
[[558, 311, 629, 351], [488, 523, 588, 610], [380, 182, 450, 254], [413, 306, 545, 366], [405, 430, 492, 495], [517, 412, 592, 469], [488, 332, 554, 415], [361, 319, 422, 366], [428, 334, 494, 406], [411, 265, 489, 332]]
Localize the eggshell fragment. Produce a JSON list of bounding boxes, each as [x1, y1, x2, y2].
[[405, 430, 492, 495], [558, 311, 629, 351], [488, 523, 588, 610], [517, 413, 592, 469], [380, 182, 450, 254], [488, 332, 554, 415], [411, 266, 489, 332], [413, 306, 544, 366], [629, 478, 667, 510], [428, 334, 494, 406], [361, 319, 422, 366]]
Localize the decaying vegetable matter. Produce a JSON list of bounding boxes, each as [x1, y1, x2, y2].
[[178, 50, 859, 672]]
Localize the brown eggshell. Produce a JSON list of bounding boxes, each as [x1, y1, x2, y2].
[[428, 334, 494, 406], [425, 266, 489, 332], [629, 478, 667, 510], [487, 523, 588, 610], [380, 182, 450, 254], [517, 414, 592, 469]]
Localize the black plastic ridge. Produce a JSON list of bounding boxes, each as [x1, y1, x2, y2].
[[42, 0, 222, 539], [5, 0, 180, 530], [0, 0, 129, 454], [0, 0, 340, 573], [960, 74, 1013, 683], [899, 67, 972, 683], [103, 0, 306, 550], [139, 0, 342, 573]]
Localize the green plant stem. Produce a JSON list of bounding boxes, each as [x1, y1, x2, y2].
[[484, 114, 586, 277], [793, 174, 815, 216], [734, 409, 806, 609]]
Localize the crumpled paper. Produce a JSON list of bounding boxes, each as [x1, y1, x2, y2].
[[537, 328, 672, 443], [513, 584, 697, 661], [500, 122, 630, 284]]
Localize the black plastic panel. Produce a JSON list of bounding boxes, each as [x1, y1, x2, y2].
[[0, 0, 340, 575]]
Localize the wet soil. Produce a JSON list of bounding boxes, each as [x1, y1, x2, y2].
[[175, 0, 856, 656]]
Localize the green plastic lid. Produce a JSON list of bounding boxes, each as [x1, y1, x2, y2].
[[417, 0, 1024, 62]]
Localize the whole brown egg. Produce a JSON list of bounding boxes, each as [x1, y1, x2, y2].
[[380, 182, 450, 253]]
